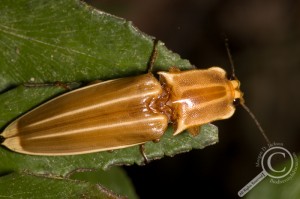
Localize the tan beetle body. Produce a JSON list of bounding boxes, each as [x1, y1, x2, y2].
[[1, 66, 243, 156]]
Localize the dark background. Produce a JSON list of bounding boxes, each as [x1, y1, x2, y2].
[[85, 0, 300, 198]]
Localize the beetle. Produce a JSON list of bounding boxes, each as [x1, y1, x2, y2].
[[0, 40, 270, 156]]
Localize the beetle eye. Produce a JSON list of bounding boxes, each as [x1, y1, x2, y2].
[[233, 98, 241, 106]]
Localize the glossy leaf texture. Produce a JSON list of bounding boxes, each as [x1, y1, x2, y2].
[[0, 0, 219, 198]]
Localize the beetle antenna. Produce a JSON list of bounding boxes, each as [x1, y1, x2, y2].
[[224, 38, 236, 79], [240, 103, 271, 145], [224, 37, 270, 145]]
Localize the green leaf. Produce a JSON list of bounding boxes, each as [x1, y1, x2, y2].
[[0, 167, 137, 199], [69, 167, 138, 199], [0, 0, 190, 92], [0, 0, 219, 198]]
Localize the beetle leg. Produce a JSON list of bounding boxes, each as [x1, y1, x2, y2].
[[187, 126, 202, 136], [147, 39, 159, 73], [152, 138, 160, 143], [23, 81, 81, 90], [53, 81, 72, 90], [168, 66, 181, 73], [139, 144, 149, 164]]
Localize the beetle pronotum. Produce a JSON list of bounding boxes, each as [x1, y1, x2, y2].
[[0, 40, 270, 156]]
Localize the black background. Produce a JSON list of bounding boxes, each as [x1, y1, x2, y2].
[[85, 1, 300, 198]]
